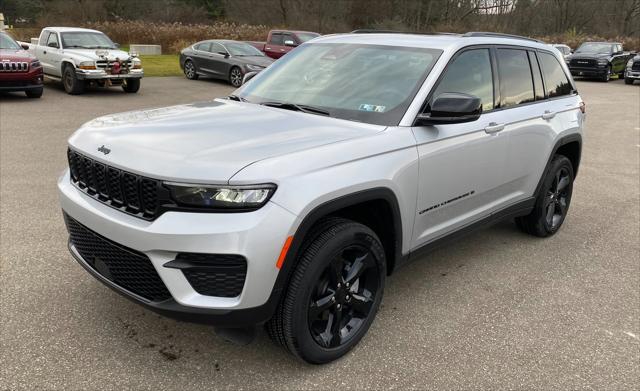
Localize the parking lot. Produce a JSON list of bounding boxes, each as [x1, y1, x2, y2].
[[1, 77, 638, 389]]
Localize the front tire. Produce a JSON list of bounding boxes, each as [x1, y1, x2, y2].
[[600, 66, 611, 82], [25, 87, 43, 99], [267, 218, 386, 364], [122, 78, 141, 93], [229, 66, 243, 87], [625, 77, 634, 85], [516, 155, 574, 237], [62, 65, 85, 95]]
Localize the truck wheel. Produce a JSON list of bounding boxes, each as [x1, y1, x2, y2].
[[63, 65, 85, 95], [625, 77, 634, 85], [183, 60, 198, 80], [516, 155, 574, 237], [600, 66, 611, 82], [229, 67, 243, 87], [25, 87, 43, 99], [266, 218, 386, 364], [122, 79, 141, 93]]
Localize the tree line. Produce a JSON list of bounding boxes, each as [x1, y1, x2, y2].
[[2, 0, 639, 38]]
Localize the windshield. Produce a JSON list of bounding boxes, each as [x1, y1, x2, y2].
[[237, 43, 441, 125], [297, 33, 320, 42], [0, 33, 21, 50], [226, 42, 264, 56], [61, 32, 116, 49], [576, 43, 613, 54]]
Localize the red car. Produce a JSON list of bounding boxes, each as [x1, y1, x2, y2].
[[247, 30, 320, 59], [0, 31, 44, 98]]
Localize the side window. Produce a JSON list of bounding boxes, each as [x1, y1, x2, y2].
[[282, 33, 295, 45], [496, 48, 534, 107], [528, 51, 545, 100], [270, 33, 284, 46], [431, 49, 494, 111], [538, 52, 573, 98], [209, 42, 225, 54], [195, 42, 211, 52], [46, 32, 59, 48], [39, 31, 49, 46]]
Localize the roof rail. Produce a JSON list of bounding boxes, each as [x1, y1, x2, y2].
[[350, 29, 458, 36], [463, 32, 544, 43]]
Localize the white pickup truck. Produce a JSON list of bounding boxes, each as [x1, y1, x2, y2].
[[28, 27, 143, 94]]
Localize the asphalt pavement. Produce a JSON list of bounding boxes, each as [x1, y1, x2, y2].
[[1, 77, 638, 390]]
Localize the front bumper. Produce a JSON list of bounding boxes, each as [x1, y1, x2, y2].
[[569, 67, 608, 77], [625, 69, 640, 79], [75, 69, 144, 80], [58, 169, 297, 326], [0, 68, 44, 91]]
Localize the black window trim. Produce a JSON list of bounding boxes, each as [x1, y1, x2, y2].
[[414, 44, 579, 125]]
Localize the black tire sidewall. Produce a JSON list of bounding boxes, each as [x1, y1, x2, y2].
[[122, 78, 140, 93], [25, 87, 43, 98], [286, 223, 386, 364], [535, 156, 574, 235]]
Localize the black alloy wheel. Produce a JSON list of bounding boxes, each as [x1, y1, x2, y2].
[[543, 166, 571, 231], [308, 244, 380, 348]]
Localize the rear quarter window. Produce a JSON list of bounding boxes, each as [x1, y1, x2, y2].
[[538, 52, 573, 98]]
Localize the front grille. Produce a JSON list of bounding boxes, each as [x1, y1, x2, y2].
[[0, 61, 29, 72], [632, 61, 640, 71], [570, 58, 598, 68], [64, 213, 172, 302], [96, 60, 133, 71], [170, 253, 247, 297], [67, 148, 165, 220]]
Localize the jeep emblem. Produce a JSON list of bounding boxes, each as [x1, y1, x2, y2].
[[97, 145, 111, 155]]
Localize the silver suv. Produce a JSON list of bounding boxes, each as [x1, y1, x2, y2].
[[59, 32, 585, 364]]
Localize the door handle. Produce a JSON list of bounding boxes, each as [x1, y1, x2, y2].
[[542, 110, 556, 120], [484, 122, 504, 134], [266, 47, 271, 50]]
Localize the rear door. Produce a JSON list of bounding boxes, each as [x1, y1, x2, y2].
[[191, 42, 213, 75], [411, 47, 511, 247]]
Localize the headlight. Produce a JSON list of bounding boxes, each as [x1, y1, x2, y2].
[[246, 64, 265, 71], [165, 183, 276, 210], [627, 59, 634, 69], [30, 59, 41, 68], [78, 61, 96, 70], [597, 58, 608, 66], [132, 58, 142, 69]]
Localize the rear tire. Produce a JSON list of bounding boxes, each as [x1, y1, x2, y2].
[[122, 78, 141, 93], [62, 65, 85, 95], [266, 218, 386, 364], [183, 60, 199, 80], [25, 87, 43, 99], [516, 155, 574, 237]]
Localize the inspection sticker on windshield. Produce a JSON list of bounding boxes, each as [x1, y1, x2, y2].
[[359, 104, 386, 113]]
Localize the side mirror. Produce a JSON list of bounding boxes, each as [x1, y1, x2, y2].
[[47, 42, 59, 49], [218, 51, 229, 58], [114, 43, 120, 48], [415, 93, 482, 125], [243, 71, 258, 84], [21, 43, 29, 50], [284, 40, 297, 47]]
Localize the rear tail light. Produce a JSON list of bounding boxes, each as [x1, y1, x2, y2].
[[579, 101, 586, 114]]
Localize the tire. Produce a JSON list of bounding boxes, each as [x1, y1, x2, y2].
[[266, 218, 386, 364], [600, 66, 611, 82], [62, 64, 85, 95], [25, 87, 43, 99], [229, 66, 243, 87], [122, 78, 141, 93], [625, 77, 634, 85], [183, 60, 198, 80], [516, 155, 574, 237]]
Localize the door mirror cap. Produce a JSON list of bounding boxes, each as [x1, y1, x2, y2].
[[21, 43, 29, 50], [242, 71, 258, 84], [416, 93, 482, 125], [47, 42, 59, 49], [218, 51, 230, 58], [284, 40, 296, 47]]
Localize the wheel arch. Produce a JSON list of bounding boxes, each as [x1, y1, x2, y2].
[[534, 133, 582, 198]]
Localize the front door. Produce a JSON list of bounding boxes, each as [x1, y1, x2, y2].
[[411, 48, 510, 248]]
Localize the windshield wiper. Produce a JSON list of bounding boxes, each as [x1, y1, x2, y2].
[[260, 101, 331, 116], [228, 94, 248, 102]]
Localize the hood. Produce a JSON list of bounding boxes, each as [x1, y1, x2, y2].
[[63, 48, 131, 62], [69, 99, 385, 183], [0, 48, 35, 61], [239, 56, 274, 67], [568, 52, 611, 60]]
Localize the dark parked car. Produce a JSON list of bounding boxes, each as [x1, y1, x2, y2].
[[565, 42, 634, 82], [0, 31, 44, 98], [180, 40, 274, 87], [624, 54, 640, 85]]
